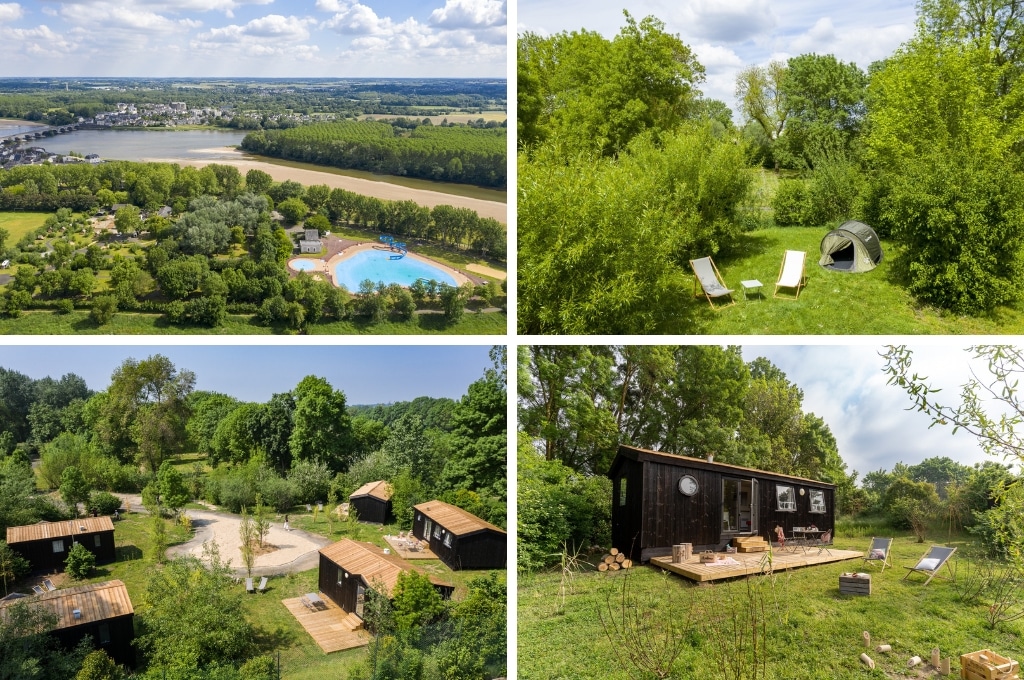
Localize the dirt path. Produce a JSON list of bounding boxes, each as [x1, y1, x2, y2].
[[466, 263, 507, 280]]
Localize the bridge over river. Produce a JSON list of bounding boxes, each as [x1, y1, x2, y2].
[[0, 124, 81, 144]]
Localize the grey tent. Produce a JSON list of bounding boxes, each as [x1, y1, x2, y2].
[[818, 220, 883, 272]]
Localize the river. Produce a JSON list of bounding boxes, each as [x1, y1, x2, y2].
[[13, 128, 507, 223]]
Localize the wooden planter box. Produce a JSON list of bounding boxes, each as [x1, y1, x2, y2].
[[838, 573, 871, 596], [961, 650, 1020, 680]]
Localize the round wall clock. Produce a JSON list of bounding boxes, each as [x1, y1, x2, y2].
[[678, 475, 698, 496]]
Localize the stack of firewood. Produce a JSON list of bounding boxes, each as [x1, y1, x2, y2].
[[597, 547, 633, 572]]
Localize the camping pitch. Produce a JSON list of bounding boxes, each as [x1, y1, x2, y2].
[[818, 220, 883, 273]]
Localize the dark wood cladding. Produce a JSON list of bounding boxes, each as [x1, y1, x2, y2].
[[411, 513, 506, 571], [51, 614, 135, 668], [609, 445, 835, 562], [13, 531, 116, 573], [318, 554, 356, 613], [350, 496, 393, 525]]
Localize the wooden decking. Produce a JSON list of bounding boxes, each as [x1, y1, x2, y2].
[[651, 548, 862, 582], [383, 535, 437, 560], [282, 594, 371, 653]]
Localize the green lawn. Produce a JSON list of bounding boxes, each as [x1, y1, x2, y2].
[[518, 533, 1022, 680], [687, 227, 1024, 334]]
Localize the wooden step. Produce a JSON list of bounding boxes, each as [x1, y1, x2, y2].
[[736, 545, 769, 553], [733, 535, 767, 546], [340, 612, 364, 631]]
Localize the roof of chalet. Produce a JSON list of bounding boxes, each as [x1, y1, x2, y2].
[[319, 539, 451, 596], [349, 480, 393, 502], [6, 517, 115, 545], [611, 445, 837, 488], [0, 580, 133, 630], [413, 501, 506, 538]]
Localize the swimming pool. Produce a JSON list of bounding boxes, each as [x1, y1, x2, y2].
[[289, 258, 317, 272], [334, 249, 458, 290]]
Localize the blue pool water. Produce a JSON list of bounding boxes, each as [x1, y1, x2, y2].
[[290, 259, 317, 271], [334, 249, 457, 290]]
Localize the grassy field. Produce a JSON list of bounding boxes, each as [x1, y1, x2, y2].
[[0, 212, 49, 263], [518, 533, 1023, 680], [684, 227, 1024, 334], [0, 309, 507, 334]]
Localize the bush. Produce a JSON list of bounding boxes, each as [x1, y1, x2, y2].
[[65, 542, 96, 579], [259, 475, 296, 512], [94, 457, 145, 493], [771, 179, 812, 226], [289, 459, 332, 504], [88, 491, 123, 516], [89, 295, 117, 326], [55, 298, 74, 315]]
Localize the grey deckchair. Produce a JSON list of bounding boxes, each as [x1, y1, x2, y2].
[[903, 545, 956, 585], [257, 576, 268, 594], [42, 579, 56, 591], [690, 257, 735, 309], [245, 577, 254, 594], [774, 250, 807, 299], [31, 585, 45, 595], [863, 537, 893, 571]]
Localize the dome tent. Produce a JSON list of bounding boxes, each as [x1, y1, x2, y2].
[[818, 220, 883, 273]]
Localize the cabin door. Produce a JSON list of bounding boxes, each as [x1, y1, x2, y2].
[[355, 584, 366, 618], [722, 478, 756, 535]]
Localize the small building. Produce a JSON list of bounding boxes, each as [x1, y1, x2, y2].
[[608, 444, 836, 562], [412, 501, 506, 570], [0, 580, 135, 667], [348, 480, 394, 524], [6, 517, 116, 572], [299, 228, 322, 254], [318, 539, 453, 623]]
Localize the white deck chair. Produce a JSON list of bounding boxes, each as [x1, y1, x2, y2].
[[863, 537, 893, 571], [903, 545, 956, 585], [774, 250, 807, 299], [257, 576, 268, 594], [690, 257, 735, 309]]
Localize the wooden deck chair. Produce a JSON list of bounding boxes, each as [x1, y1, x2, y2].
[[774, 250, 807, 299], [257, 576, 268, 594], [862, 537, 893, 571], [690, 257, 735, 309], [31, 585, 45, 596], [245, 577, 254, 594], [42, 579, 56, 592], [902, 545, 956, 585]]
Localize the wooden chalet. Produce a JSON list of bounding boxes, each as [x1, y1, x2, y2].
[[0, 580, 135, 667], [318, 539, 453, 624], [412, 500, 506, 570], [609, 444, 836, 562], [348, 480, 394, 524], [6, 517, 116, 572]]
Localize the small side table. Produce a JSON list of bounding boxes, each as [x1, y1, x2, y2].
[[740, 279, 764, 301]]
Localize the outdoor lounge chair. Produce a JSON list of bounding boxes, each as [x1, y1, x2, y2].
[[257, 576, 268, 594], [863, 537, 894, 571], [245, 577, 254, 594], [774, 250, 807, 299], [690, 257, 735, 309], [903, 545, 957, 585], [31, 585, 45, 596], [42, 579, 56, 592]]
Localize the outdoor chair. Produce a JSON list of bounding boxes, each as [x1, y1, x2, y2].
[[31, 585, 45, 596], [903, 545, 957, 585], [690, 257, 735, 309], [813, 529, 833, 556], [42, 579, 56, 592], [245, 577, 254, 594], [774, 250, 807, 299], [257, 576, 268, 594], [863, 537, 893, 571], [773, 526, 801, 553]]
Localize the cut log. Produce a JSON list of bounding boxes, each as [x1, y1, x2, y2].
[[908, 656, 922, 668], [603, 554, 615, 564], [622, 559, 633, 569], [876, 645, 891, 654], [862, 631, 870, 648], [939, 658, 950, 676], [931, 648, 940, 667], [860, 654, 875, 669], [598, 562, 608, 572], [615, 553, 626, 564], [610, 547, 619, 556], [609, 562, 620, 571]]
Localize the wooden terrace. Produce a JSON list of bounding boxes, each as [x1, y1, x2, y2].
[[282, 594, 371, 653], [383, 535, 437, 561], [650, 548, 862, 582]]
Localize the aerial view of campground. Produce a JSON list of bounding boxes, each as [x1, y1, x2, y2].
[[0, 346, 507, 679], [517, 0, 1024, 335], [0, 76, 507, 335], [517, 344, 1024, 679]]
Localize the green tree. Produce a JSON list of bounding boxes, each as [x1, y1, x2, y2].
[[391, 570, 446, 635], [245, 169, 273, 195], [90, 295, 117, 326], [60, 465, 91, 517], [65, 541, 97, 579], [156, 460, 190, 513], [0, 539, 30, 596], [0, 601, 88, 679], [289, 376, 353, 471], [735, 61, 788, 167], [113, 204, 142, 236], [75, 650, 124, 680], [277, 197, 309, 224]]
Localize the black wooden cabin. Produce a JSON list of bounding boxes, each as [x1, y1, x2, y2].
[[318, 539, 453, 623], [348, 480, 394, 524], [609, 445, 836, 562], [6, 517, 116, 572], [0, 580, 135, 667], [412, 500, 506, 570]]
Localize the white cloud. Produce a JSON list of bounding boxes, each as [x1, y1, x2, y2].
[[429, 0, 506, 29], [136, 0, 273, 13], [198, 14, 315, 43], [8, 24, 78, 54], [691, 42, 743, 73], [679, 0, 776, 43], [59, 2, 186, 32], [0, 2, 22, 22], [315, 0, 345, 11], [322, 3, 410, 36], [790, 17, 836, 53]]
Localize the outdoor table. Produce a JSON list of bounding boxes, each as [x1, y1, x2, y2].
[[740, 279, 763, 300], [793, 528, 822, 551], [301, 592, 325, 610]]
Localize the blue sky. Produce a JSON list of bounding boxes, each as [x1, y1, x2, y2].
[[740, 345, 1018, 481], [0, 345, 496, 404], [518, 0, 918, 117], [0, 0, 506, 77]]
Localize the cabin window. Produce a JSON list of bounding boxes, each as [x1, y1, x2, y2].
[[433, 524, 442, 539], [98, 623, 111, 645], [424, 519, 433, 539], [809, 490, 826, 514], [94, 535, 102, 547], [618, 478, 627, 506], [52, 540, 64, 553], [443, 532, 453, 548], [776, 485, 796, 511]]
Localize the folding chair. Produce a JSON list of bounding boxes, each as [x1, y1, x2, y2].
[[773, 525, 801, 553], [862, 537, 893, 571], [903, 546, 957, 585], [690, 257, 735, 309], [813, 529, 833, 556], [257, 576, 268, 594], [245, 577, 254, 594], [774, 250, 807, 299], [42, 579, 57, 592], [31, 585, 46, 596]]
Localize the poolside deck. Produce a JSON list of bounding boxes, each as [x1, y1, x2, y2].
[[650, 548, 862, 582], [282, 594, 371, 653]]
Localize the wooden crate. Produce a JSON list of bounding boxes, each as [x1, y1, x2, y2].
[[838, 573, 871, 596], [961, 650, 1020, 680]]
